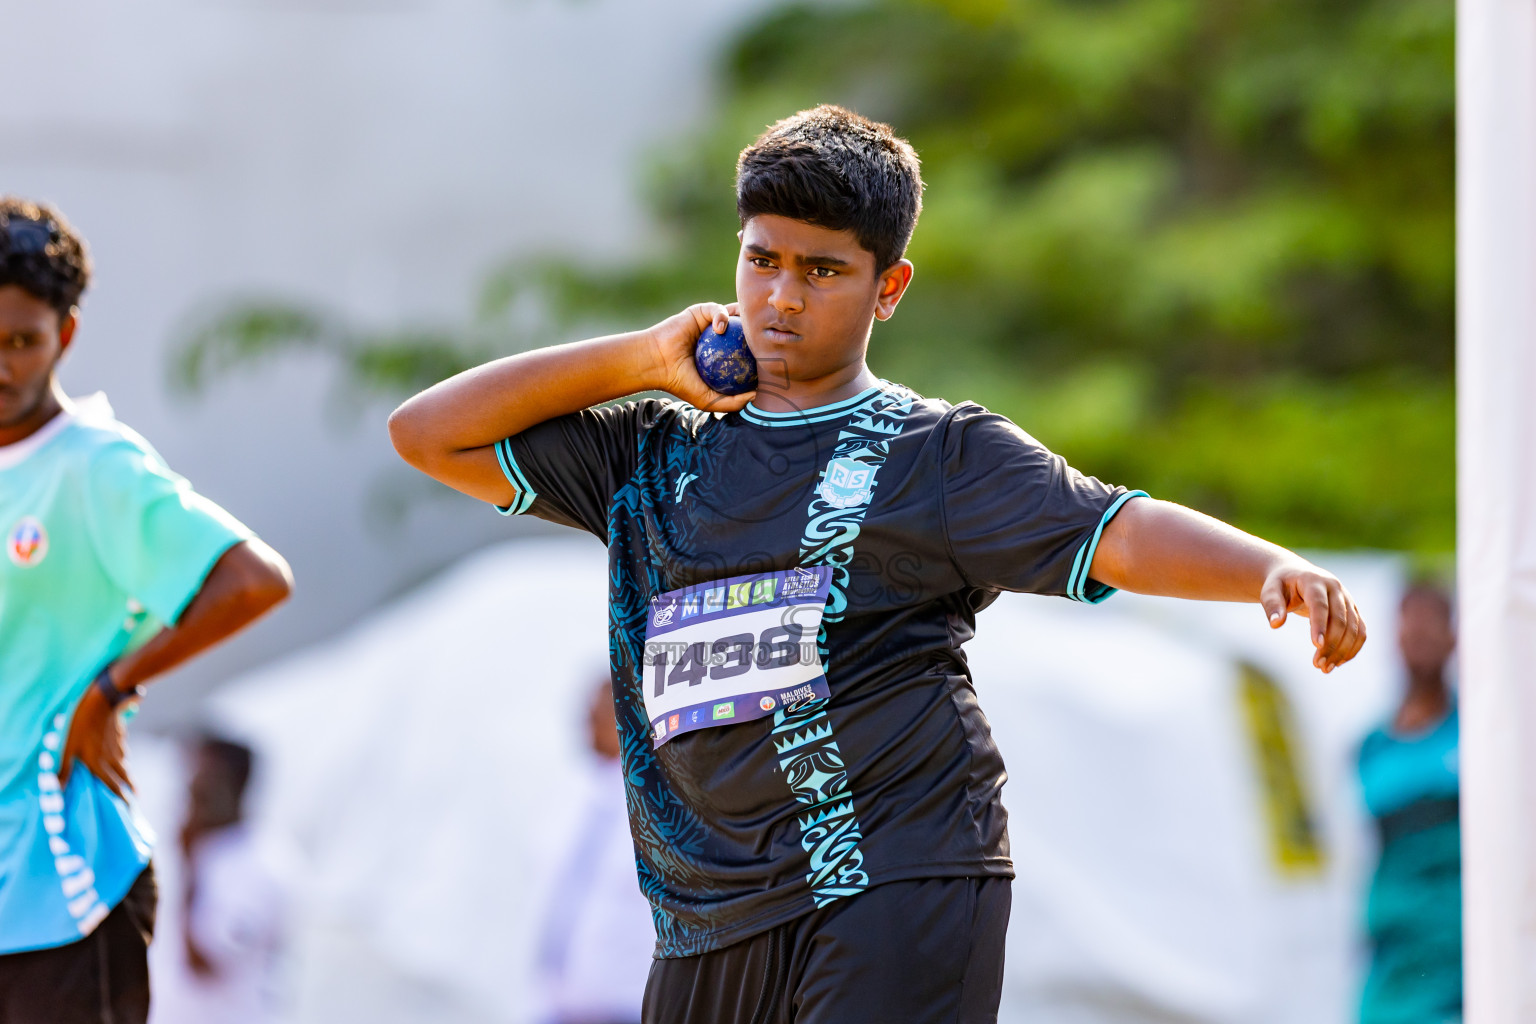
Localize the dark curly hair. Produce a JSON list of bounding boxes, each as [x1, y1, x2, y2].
[[736, 105, 924, 271], [0, 197, 92, 317]]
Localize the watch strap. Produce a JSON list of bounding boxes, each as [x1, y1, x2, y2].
[[93, 667, 143, 708]]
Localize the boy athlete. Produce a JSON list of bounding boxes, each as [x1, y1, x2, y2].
[[390, 107, 1366, 1023], [0, 198, 292, 1023]]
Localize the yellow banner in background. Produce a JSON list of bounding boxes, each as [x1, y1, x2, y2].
[[1238, 663, 1326, 876]]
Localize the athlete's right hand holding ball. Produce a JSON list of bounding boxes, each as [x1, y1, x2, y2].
[[644, 302, 756, 413]]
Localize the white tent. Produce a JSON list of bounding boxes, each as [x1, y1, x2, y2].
[[141, 538, 1401, 1023]]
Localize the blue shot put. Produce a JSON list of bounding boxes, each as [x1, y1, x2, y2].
[[694, 317, 758, 396]]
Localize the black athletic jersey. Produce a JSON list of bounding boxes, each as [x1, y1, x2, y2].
[[494, 381, 1141, 958]]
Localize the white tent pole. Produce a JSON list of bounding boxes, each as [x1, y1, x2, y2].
[[1457, 0, 1536, 1019]]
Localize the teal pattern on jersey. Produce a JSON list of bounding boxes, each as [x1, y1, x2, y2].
[[608, 421, 715, 953], [776, 384, 919, 906]]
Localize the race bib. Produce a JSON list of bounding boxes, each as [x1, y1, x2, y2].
[[643, 566, 832, 747]]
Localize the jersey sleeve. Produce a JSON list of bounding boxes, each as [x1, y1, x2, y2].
[[495, 399, 671, 538], [939, 404, 1146, 602], [84, 439, 254, 626]]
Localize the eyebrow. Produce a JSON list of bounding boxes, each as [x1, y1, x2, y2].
[[745, 243, 854, 269]]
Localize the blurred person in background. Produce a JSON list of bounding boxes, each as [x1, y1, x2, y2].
[[1358, 583, 1460, 1024], [0, 197, 292, 1024], [150, 735, 290, 1024], [535, 678, 654, 1024]]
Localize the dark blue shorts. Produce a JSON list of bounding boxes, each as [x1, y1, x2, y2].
[[643, 876, 1011, 1024]]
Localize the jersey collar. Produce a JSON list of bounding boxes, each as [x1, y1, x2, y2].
[[0, 392, 112, 471], [739, 383, 887, 427]]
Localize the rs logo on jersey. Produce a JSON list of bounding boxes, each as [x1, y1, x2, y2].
[[817, 457, 875, 510], [7, 517, 48, 568]]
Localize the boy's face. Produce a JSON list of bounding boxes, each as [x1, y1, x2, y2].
[[0, 284, 73, 428], [1398, 592, 1455, 679], [735, 215, 912, 389]]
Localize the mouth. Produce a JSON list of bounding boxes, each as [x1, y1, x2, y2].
[[758, 323, 801, 344]]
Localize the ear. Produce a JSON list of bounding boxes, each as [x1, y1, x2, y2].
[[57, 309, 78, 353], [873, 259, 914, 322]]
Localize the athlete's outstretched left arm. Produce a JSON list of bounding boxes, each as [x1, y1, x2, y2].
[[59, 539, 293, 797], [1087, 497, 1366, 673]]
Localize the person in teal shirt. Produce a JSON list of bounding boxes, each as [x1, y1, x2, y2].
[[0, 197, 293, 1024], [1358, 583, 1461, 1024]]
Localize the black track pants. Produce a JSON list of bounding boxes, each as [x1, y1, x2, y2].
[[643, 876, 1011, 1024], [0, 867, 157, 1024]]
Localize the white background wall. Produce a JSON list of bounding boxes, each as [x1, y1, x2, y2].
[[1, 0, 772, 723]]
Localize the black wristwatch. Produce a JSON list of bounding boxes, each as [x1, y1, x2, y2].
[[94, 666, 144, 708]]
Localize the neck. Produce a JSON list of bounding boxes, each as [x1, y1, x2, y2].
[[1393, 670, 1451, 733], [750, 360, 880, 414], [0, 378, 66, 447]]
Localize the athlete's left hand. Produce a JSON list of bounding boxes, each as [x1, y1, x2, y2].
[[58, 681, 134, 800], [1260, 561, 1368, 673]]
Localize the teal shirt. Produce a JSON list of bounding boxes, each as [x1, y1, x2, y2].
[[1358, 706, 1462, 1024], [0, 394, 250, 953]]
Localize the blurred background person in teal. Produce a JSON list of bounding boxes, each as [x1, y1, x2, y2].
[[1357, 584, 1460, 1024]]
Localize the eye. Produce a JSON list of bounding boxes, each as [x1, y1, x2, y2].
[[749, 257, 775, 269], [808, 266, 838, 279]]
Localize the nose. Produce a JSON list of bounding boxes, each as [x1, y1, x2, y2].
[[768, 278, 804, 316]]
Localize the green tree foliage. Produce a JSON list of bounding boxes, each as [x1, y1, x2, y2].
[[180, 0, 1453, 550]]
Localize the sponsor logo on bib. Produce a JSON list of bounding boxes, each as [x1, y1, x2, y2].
[[7, 517, 48, 568], [782, 567, 820, 599], [652, 599, 677, 627], [759, 696, 776, 711]]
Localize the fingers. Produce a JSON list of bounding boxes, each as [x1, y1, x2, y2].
[[55, 698, 134, 799], [682, 302, 732, 338], [80, 729, 131, 802], [692, 302, 731, 334], [1319, 584, 1349, 657], [104, 716, 134, 796], [1333, 601, 1367, 667], [721, 390, 756, 412], [96, 760, 129, 803], [1303, 577, 1331, 657], [1299, 576, 1369, 673], [1264, 566, 1371, 675], [1259, 573, 1288, 629], [1322, 591, 1368, 670], [105, 774, 128, 802], [697, 390, 756, 413]]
